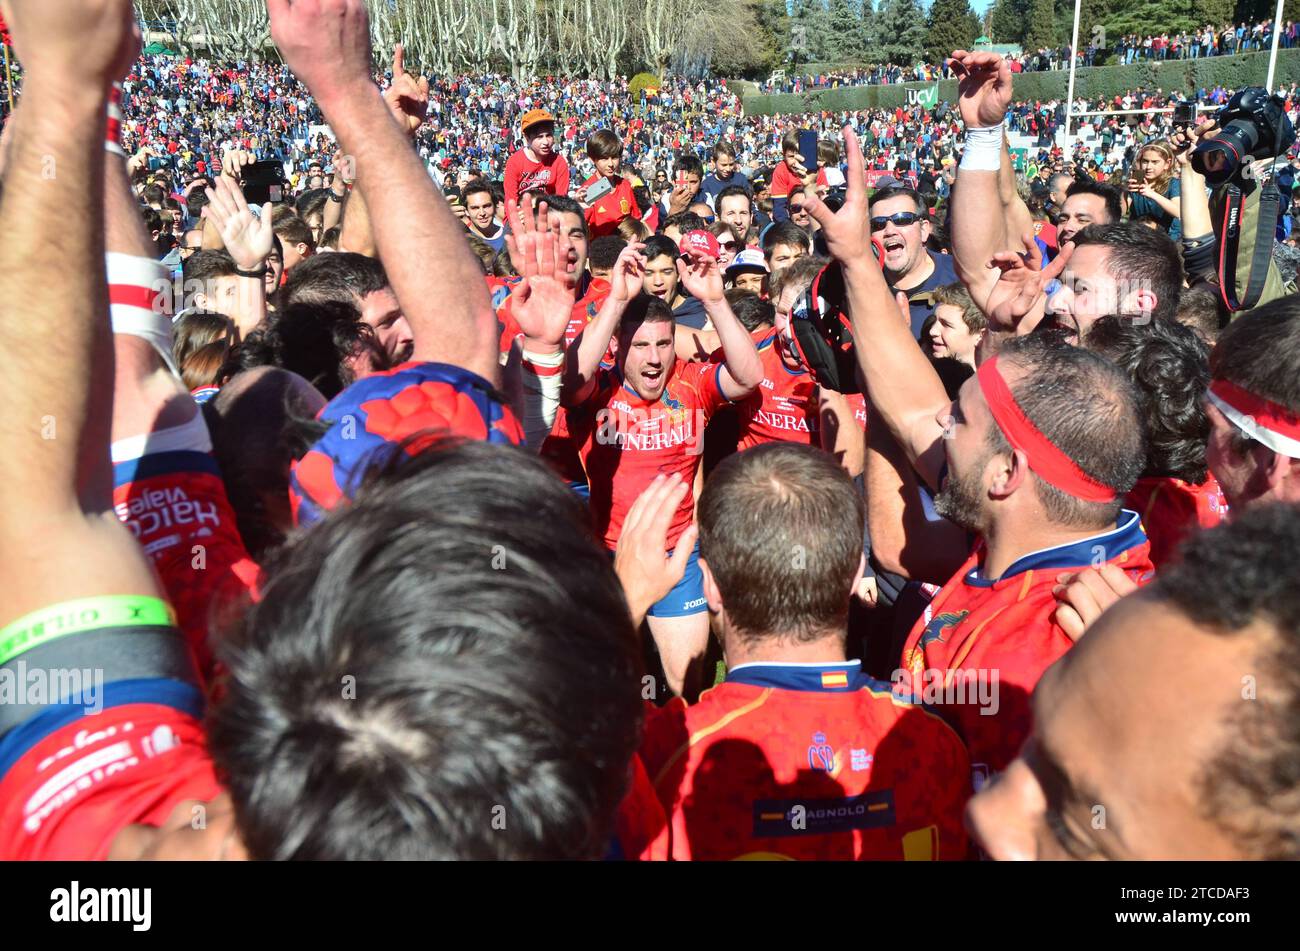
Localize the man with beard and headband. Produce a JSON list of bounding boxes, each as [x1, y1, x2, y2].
[[563, 245, 763, 700], [947, 51, 1181, 344], [802, 121, 1155, 780]]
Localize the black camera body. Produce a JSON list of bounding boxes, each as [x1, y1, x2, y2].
[[1191, 87, 1296, 186]]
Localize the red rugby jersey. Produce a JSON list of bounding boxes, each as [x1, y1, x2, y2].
[[0, 680, 219, 860], [1125, 474, 1228, 568], [569, 360, 730, 550], [731, 329, 819, 451], [112, 451, 258, 680], [640, 660, 971, 861], [899, 510, 1155, 777]]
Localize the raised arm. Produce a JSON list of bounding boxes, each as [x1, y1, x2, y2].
[[803, 126, 950, 489], [948, 50, 1025, 315], [268, 2, 497, 383], [0, 0, 161, 625], [563, 245, 644, 406], [674, 250, 763, 401]]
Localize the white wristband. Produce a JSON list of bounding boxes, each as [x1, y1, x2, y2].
[[959, 125, 1003, 172]]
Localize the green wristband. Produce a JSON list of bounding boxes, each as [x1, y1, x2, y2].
[[0, 595, 175, 668]]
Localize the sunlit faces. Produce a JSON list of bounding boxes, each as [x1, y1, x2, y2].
[[594, 155, 621, 178], [1047, 242, 1157, 336], [927, 303, 983, 367], [359, 286, 414, 365], [526, 122, 556, 157], [714, 152, 737, 180], [966, 593, 1252, 860], [718, 193, 752, 241], [616, 316, 676, 401], [1056, 192, 1110, 246], [554, 210, 588, 276], [931, 373, 999, 535], [766, 242, 806, 277], [1136, 148, 1171, 183], [642, 252, 679, 302], [772, 280, 809, 369], [466, 190, 497, 232], [870, 194, 931, 281], [731, 271, 766, 295]]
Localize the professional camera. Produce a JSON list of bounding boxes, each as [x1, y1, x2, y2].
[[1191, 87, 1296, 186]]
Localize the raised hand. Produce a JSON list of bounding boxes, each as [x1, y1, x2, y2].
[[504, 196, 577, 352], [382, 44, 430, 138], [202, 176, 274, 271], [614, 474, 698, 627], [675, 245, 725, 305], [0, 0, 139, 87], [982, 234, 1073, 334], [609, 243, 648, 303], [948, 49, 1013, 129], [267, 0, 374, 104]]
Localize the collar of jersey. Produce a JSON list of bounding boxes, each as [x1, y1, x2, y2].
[[966, 508, 1146, 587], [725, 659, 892, 694]]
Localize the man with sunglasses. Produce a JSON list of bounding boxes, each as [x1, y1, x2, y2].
[[869, 185, 957, 339]]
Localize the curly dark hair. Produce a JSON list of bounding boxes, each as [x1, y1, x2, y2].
[[1084, 315, 1211, 484], [1151, 502, 1300, 859]]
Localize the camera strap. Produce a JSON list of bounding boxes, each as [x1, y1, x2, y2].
[[1218, 178, 1281, 312]]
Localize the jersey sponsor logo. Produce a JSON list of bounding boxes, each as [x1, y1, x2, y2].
[[752, 789, 897, 838], [807, 732, 836, 772], [751, 407, 816, 434], [850, 748, 873, 771]]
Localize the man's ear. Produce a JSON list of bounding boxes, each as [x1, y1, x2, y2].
[[1258, 443, 1300, 500], [988, 448, 1029, 500]]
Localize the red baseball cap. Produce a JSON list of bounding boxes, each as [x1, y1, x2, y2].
[[680, 230, 721, 260]]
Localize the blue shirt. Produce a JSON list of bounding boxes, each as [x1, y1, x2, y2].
[[891, 250, 959, 340]]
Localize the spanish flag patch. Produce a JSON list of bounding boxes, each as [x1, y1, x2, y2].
[[821, 671, 849, 689]]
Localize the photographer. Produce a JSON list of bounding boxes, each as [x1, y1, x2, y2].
[[1179, 88, 1296, 315]]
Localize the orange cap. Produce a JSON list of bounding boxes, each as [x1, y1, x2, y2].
[[521, 109, 556, 132]]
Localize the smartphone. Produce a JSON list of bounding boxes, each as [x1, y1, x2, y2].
[[585, 176, 615, 202], [242, 160, 286, 205], [798, 129, 819, 173], [1173, 101, 1195, 128]]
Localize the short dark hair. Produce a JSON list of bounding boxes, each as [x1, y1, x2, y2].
[[716, 185, 751, 211], [713, 140, 736, 160], [295, 188, 329, 223], [183, 249, 238, 286], [674, 155, 704, 179], [1175, 283, 1228, 343], [536, 193, 588, 238], [1148, 502, 1300, 859], [698, 443, 864, 643], [186, 188, 210, 220], [207, 438, 643, 859], [587, 235, 626, 272], [586, 129, 623, 160], [932, 282, 986, 334], [993, 334, 1146, 529], [233, 298, 378, 399], [274, 212, 315, 251], [761, 220, 811, 256], [661, 211, 706, 236], [725, 289, 774, 332], [462, 179, 496, 207], [869, 185, 925, 215], [642, 234, 679, 263], [1065, 178, 1124, 224], [618, 293, 674, 338], [1071, 222, 1185, 322], [277, 251, 390, 312], [1085, 316, 1211, 484]]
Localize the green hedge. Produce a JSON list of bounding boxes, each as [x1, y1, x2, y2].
[[740, 49, 1300, 116]]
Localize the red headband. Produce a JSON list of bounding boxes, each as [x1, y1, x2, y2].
[[977, 357, 1118, 504], [1207, 378, 1300, 458]]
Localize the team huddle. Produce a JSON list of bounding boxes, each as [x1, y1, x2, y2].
[[0, 0, 1297, 863]]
